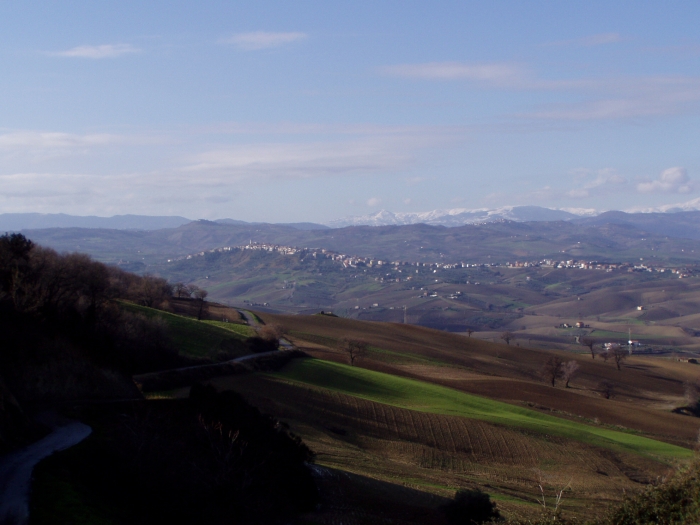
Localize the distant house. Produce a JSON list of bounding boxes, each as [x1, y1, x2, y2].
[[637, 306, 645, 311]]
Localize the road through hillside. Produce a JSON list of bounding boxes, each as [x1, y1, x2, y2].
[[0, 421, 91, 525], [238, 309, 294, 350]]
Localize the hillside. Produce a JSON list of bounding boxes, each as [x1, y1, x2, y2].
[[21, 216, 700, 269], [173, 311, 698, 521], [0, 234, 319, 525], [5, 232, 700, 523], [136, 245, 700, 362]]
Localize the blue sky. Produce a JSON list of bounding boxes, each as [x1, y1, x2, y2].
[[1, 1, 700, 222]]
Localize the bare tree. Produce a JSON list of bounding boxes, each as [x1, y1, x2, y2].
[[338, 338, 368, 366], [580, 337, 596, 359], [467, 329, 474, 338], [173, 282, 190, 298], [609, 346, 628, 371], [193, 287, 208, 320], [534, 468, 572, 519], [598, 380, 616, 399], [561, 360, 580, 388], [500, 331, 514, 345], [542, 356, 564, 387], [136, 274, 172, 308]]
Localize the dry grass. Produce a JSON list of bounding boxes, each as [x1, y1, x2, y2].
[[209, 372, 674, 520]]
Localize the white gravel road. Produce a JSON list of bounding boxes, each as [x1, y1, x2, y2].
[[0, 421, 91, 525]]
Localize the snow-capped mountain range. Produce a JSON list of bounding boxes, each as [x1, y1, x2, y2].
[[325, 206, 598, 228], [326, 200, 700, 228], [5, 199, 700, 232]]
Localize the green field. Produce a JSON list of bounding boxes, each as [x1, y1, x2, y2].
[[120, 302, 251, 358], [273, 358, 693, 461], [203, 320, 256, 338]]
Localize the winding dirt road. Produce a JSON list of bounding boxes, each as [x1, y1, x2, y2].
[[0, 421, 91, 525]]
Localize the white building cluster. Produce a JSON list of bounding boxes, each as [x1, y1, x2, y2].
[[169, 242, 696, 279]]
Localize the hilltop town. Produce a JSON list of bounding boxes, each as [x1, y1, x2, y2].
[[170, 241, 698, 279]]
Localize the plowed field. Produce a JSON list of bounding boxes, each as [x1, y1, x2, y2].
[[210, 370, 674, 519]]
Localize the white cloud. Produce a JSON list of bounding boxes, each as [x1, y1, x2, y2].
[[221, 31, 307, 50], [403, 198, 412, 205], [181, 138, 414, 181], [628, 196, 700, 213], [0, 132, 122, 149], [366, 197, 381, 207], [546, 33, 622, 47], [637, 167, 695, 194], [579, 33, 623, 46], [381, 62, 527, 86], [525, 76, 700, 121], [0, 131, 165, 166], [383, 59, 700, 121], [406, 176, 425, 185], [199, 122, 459, 137], [566, 169, 627, 198], [502, 170, 627, 204], [49, 44, 140, 59]]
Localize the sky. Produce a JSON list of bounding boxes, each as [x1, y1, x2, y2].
[[1, 1, 700, 223]]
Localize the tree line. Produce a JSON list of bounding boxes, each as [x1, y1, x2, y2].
[[0, 233, 187, 409]]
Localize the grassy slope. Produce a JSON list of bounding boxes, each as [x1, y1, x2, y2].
[[265, 312, 700, 446], [274, 358, 693, 461], [120, 302, 253, 358]]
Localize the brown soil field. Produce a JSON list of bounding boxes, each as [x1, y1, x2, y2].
[[143, 308, 700, 521], [206, 373, 673, 520], [258, 312, 700, 448]]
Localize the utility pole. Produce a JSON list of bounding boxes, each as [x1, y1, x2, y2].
[[403, 305, 407, 324]]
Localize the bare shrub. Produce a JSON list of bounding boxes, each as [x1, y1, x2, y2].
[[259, 323, 284, 343], [338, 338, 368, 366], [561, 360, 580, 388], [610, 346, 628, 370], [541, 356, 564, 387], [500, 331, 514, 345], [599, 380, 616, 399]]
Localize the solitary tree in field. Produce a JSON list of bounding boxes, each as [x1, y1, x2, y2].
[[598, 380, 616, 399], [580, 337, 596, 359], [467, 329, 474, 338], [609, 347, 628, 371], [500, 331, 514, 345], [338, 338, 368, 366], [561, 360, 580, 388], [542, 356, 564, 387]]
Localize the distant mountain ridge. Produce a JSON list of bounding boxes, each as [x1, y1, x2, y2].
[[0, 213, 193, 231], [325, 206, 597, 228], [4, 205, 700, 240], [0, 213, 329, 232]]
